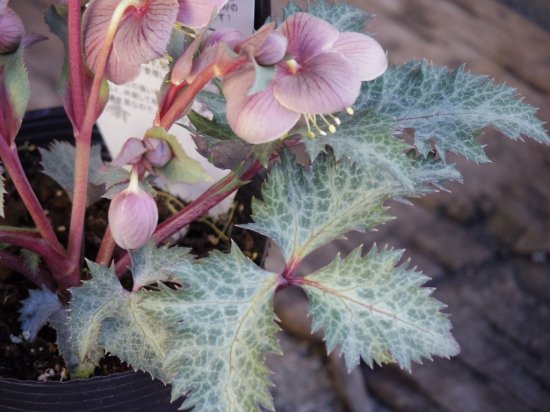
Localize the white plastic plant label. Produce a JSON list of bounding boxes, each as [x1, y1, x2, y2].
[[97, 2, 256, 216]]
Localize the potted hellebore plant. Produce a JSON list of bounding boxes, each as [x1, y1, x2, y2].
[[0, 0, 549, 410]]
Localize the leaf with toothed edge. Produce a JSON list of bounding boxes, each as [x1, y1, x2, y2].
[[356, 60, 550, 161], [141, 244, 281, 412], [301, 245, 460, 371], [243, 149, 444, 263]]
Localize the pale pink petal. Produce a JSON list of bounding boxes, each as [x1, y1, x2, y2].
[[84, 0, 177, 85], [235, 23, 274, 56], [113, 0, 178, 65], [112, 137, 147, 166], [223, 67, 300, 144], [177, 0, 227, 28], [171, 26, 207, 85], [278, 12, 338, 63], [273, 52, 361, 114], [331, 32, 388, 81], [255, 31, 287, 66], [203, 28, 244, 50], [187, 41, 237, 82], [0, 8, 24, 53]]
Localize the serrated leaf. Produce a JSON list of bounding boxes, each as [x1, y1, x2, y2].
[[130, 241, 193, 290], [356, 60, 550, 160], [302, 112, 415, 190], [305, 0, 371, 32], [68, 262, 125, 368], [143, 245, 280, 412], [301, 246, 460, 371], [19, 288, 62, 340], [39, 141, 105, 206], [243, 151, 405, 262], [68, 261, 172, 378]]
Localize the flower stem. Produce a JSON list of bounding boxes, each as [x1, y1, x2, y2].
[[0, 139, 65, 256], [96, 226, 116, 267], [66, 0, 139, 282], [67, 0, 85, 129]]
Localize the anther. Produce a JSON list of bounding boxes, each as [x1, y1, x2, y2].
[[346, 107, 354, 115]]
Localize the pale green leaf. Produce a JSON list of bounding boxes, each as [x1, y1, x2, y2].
[[130, 241, 193, 290], [357, 60, 550, 160], [143, 245, 280, 412], [302, 112, 415, 189], [0, 40, 30, 143], [305, 0, 371, 32], [39, 141, 105, 206], [145, 127, 212, 184], [243, 151, 405, 262], [302, 246, 460, 371], [67, 262, 125, 368]]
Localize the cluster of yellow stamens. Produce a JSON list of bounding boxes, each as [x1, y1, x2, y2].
[[304, 109, 354, 139]]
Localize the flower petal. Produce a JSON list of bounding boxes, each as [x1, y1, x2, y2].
[[273, 52, 360, 114], [203, 28, 244, 50], [113, 0, 178, 64], [255, 31, 287, 66], [223, 67, 300, 144], [177, 0, 227, 28], [0, 8, 24, 54], [332, 32, 388, 81], [84, 0, 177, 85], [278, 12, 338, 63]]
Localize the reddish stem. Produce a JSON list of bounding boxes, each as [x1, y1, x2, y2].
[[0, 139, 65, 256], [0, 249, 56, 291], [96, 226, 116, 266], [159, 57, 247, 129], [67, 0, 85, 129]]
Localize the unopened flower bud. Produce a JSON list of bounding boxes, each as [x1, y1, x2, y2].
[[108, 174, 158, 250], [144, 138, 172, 168], [112, 137, 146, 167], [0, 7, 24, 54]]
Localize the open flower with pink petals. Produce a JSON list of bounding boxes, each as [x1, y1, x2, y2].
[[83, 0, 178, 84], [223, 12, 388, 144]]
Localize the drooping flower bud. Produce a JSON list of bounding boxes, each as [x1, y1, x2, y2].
[[108, 170, 158, 250], [144, 137, 172, 168], [0, 3, 24, 54], [112, 137, 147, 167], [254, 31, 287, 66]]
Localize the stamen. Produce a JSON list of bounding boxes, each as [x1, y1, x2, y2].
[[285, 58, 300, 74], [320, 115, 337, 134], [310, 115, 327, 136], [346, 107, 355, 115], [329, 114, 341, 125]]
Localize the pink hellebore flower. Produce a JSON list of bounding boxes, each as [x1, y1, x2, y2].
[[83, 0, 178, 85], [176, 0, 227, 28], [0, 0, 24, 54], [223, 12, 388, 144]]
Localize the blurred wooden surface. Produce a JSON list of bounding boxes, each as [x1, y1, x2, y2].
[[12, 0, 550, 411]]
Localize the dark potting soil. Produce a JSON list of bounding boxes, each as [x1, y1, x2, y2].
[[0, 140, 266, 382]]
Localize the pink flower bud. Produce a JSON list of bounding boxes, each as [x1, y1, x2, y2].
[[0, 7, 24, 54], [144, 137, 172, 168], [112, 137, 147, 167], [108, 185, 158, 250]]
